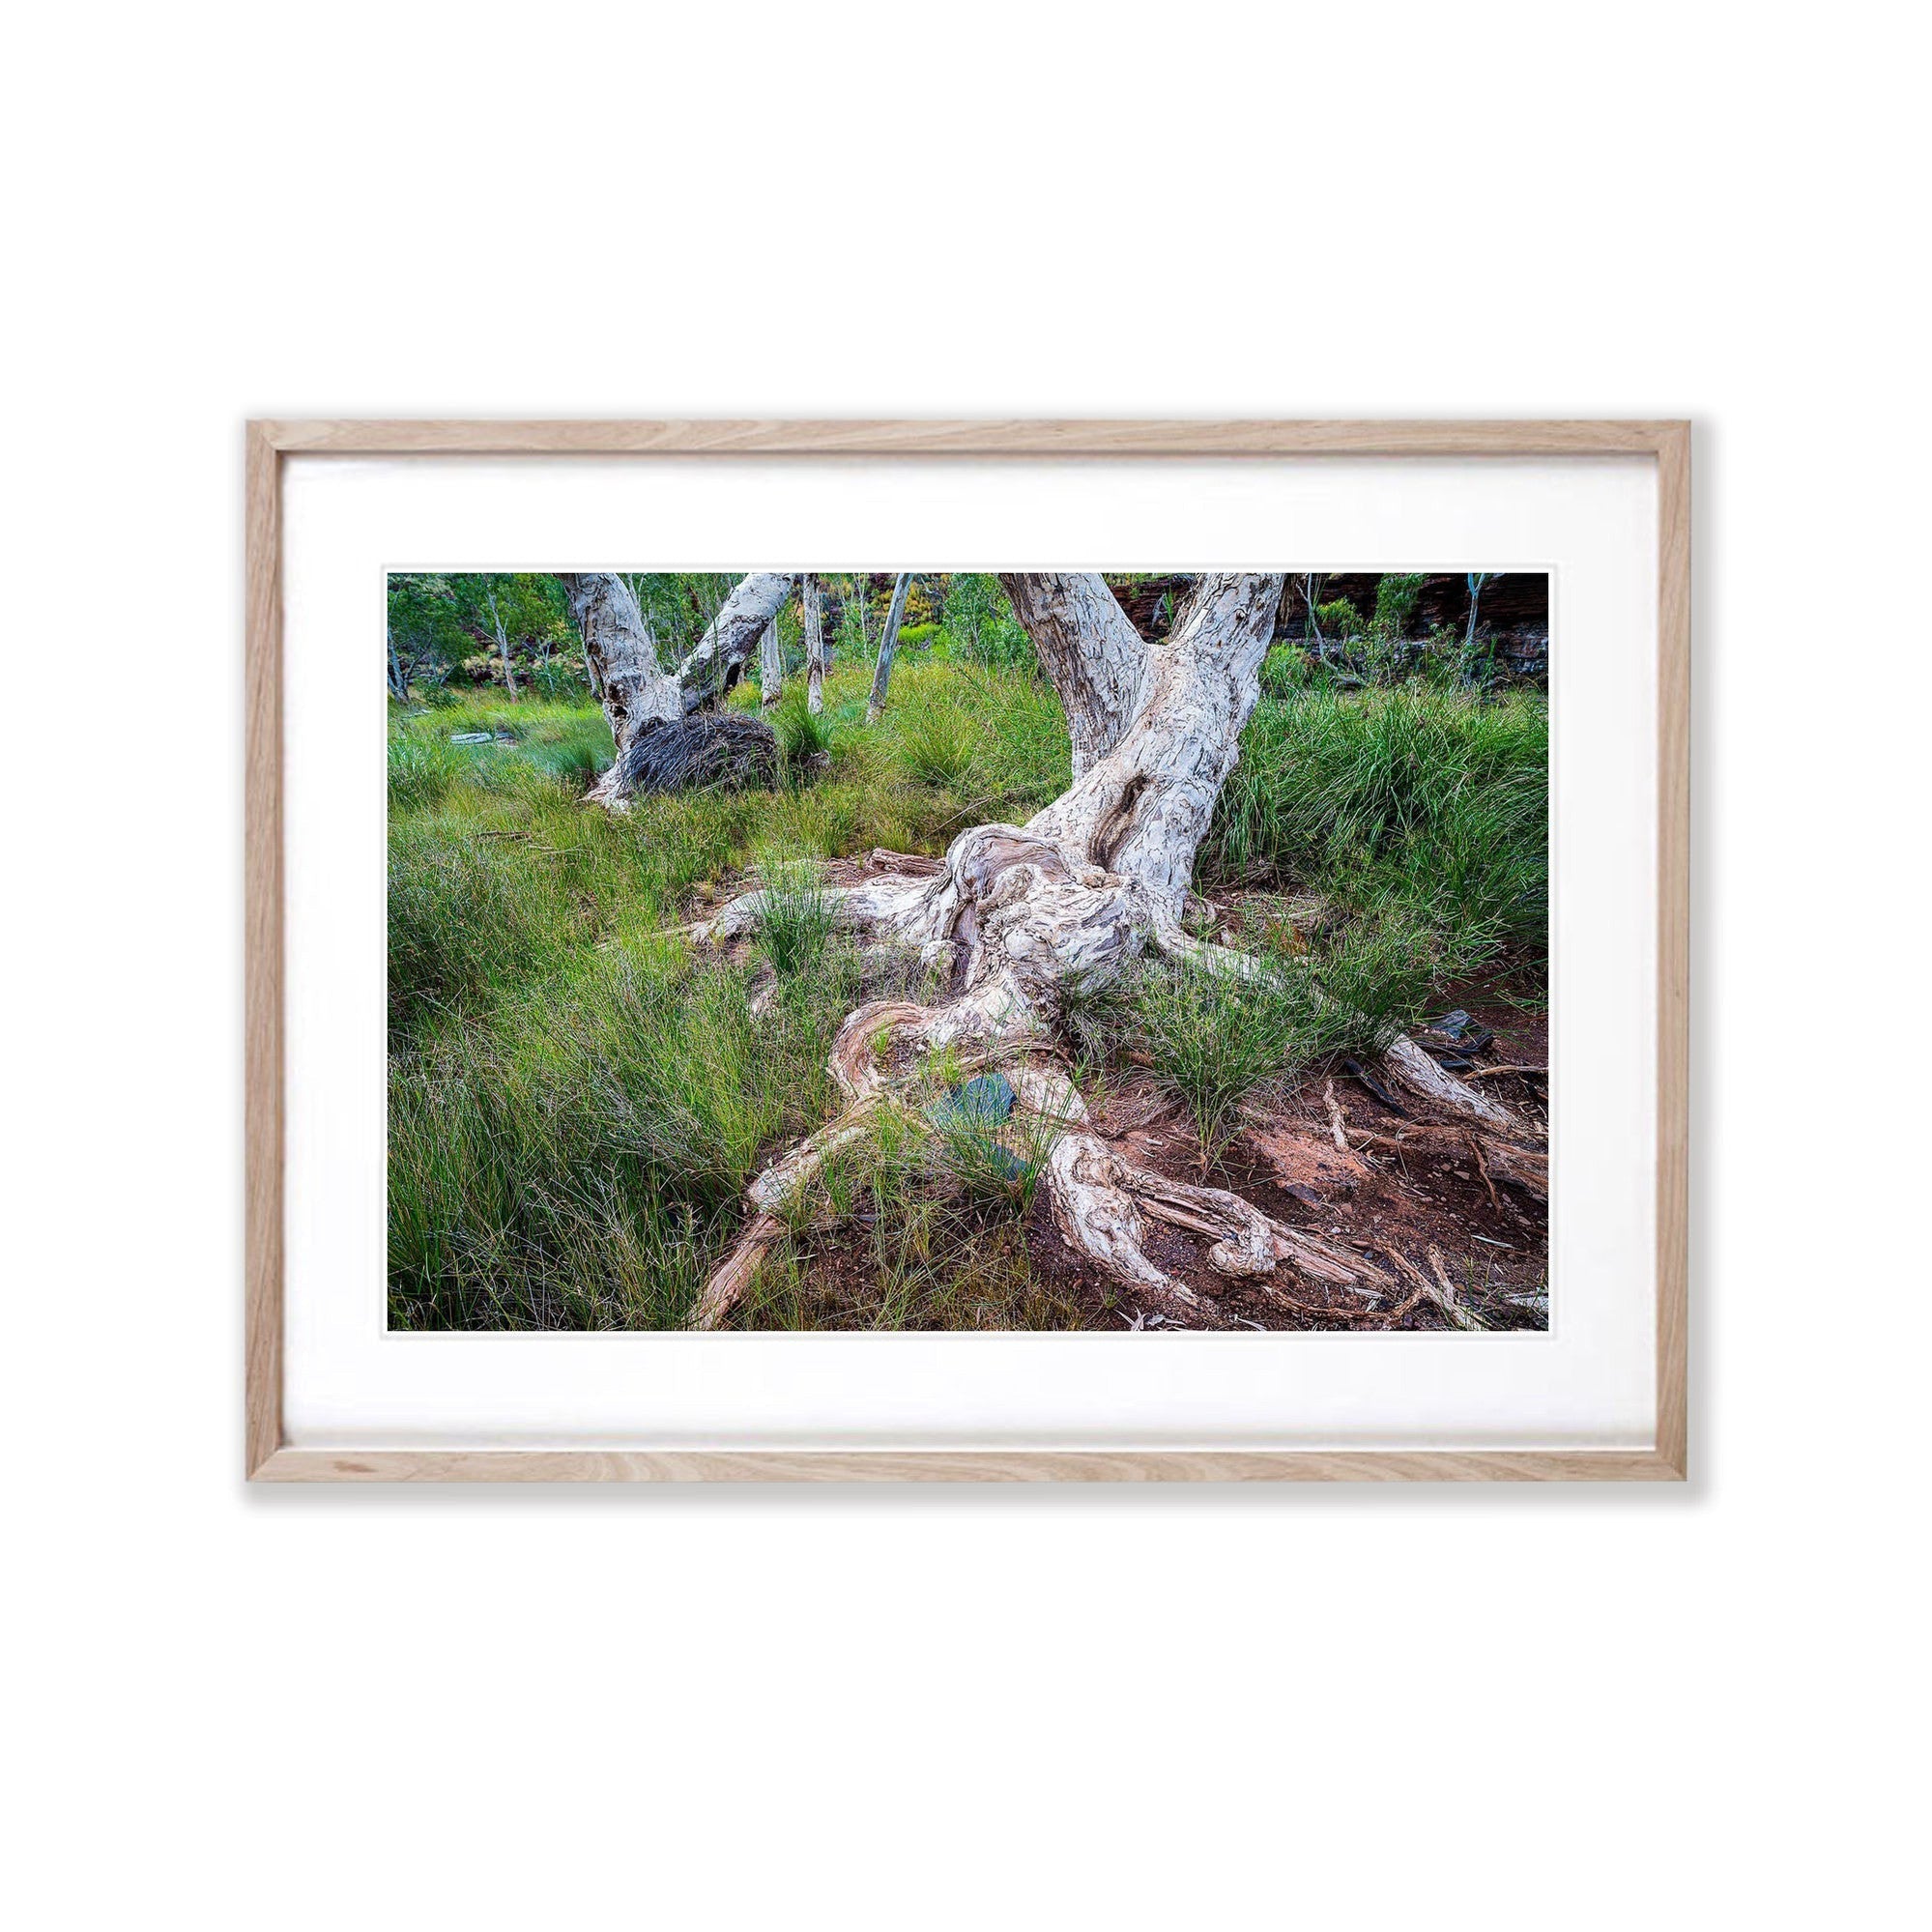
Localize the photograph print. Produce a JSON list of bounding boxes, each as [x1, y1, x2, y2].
[[388, 567, 1548, 1333]]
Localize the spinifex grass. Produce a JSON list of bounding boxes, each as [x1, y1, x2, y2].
[[1058, 910, 1460, 1172]]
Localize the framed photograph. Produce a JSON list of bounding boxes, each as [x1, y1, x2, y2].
[[246, 418, 1687, 1482]]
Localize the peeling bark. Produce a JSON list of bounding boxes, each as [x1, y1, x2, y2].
[[866, 572, 911, 723], [998, 572, 1150, 780], [1381, 1035, 1532, 1133], [556, 573, 682, 779], [1024, 572, 1283, 928]]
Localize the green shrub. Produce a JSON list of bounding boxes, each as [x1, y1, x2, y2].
[[941, 572, 1035, 672], [771, 690, 835, 770], [1259, 643, 1311, 699], [1370, 572, 1427, 640], [1298, 912, 1445, 1056]]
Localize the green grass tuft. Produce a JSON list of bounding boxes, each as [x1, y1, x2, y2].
[[754, 859, 835, 978]]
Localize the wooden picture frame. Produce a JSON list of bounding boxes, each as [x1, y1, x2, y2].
[[246, 418, 1688, 1483]]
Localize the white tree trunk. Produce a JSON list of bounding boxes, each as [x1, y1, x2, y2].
[[557, 572, 681, 758], [674, 572, 796, 706], [759, 616, 783, 706], [1023, 571, 1281, 928], [802, 573, 826, 714], [866, 572, 912, 723], [997, 572, 1149, 780]]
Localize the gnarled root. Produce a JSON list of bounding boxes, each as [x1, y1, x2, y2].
[[688, 1213, 787, 1330], [1012, 1068, 1392, 1327], [689, 1103, 884, 1330], [688, 821, 1522, 1330], [1039, 1129, 1203, 1318], [1378, 1246, 1490, 1332], [693, 868, 948, 954], [1129, 1169, 1387, 1299], [1382, 1035, 1542, 1138]]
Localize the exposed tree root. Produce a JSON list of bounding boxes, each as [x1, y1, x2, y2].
[[689, 1047, 1399, 1332], [1344, 1123, 1548, 1202], [689, 1105, 883, 1330], [687, 831, 1539, 1327], [688, 1212, 786, 1331], [1382, 1034, 1539, 1137]]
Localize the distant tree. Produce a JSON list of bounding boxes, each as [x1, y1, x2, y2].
[[847, 573, 870, 656], [866, 572, 912, 723], [802, 573, 828, 714], [480, 574, 519, 698], [437, 573, 571, 698], [1371, 572, 1427, 641], [1300, 573, 1326, 651], [1463, 571, 1498, 682], [943, 573, 1035, 672], [385, 573, 462, 698]]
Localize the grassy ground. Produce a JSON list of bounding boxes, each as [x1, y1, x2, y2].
[[388, 653, 1546, 1329]]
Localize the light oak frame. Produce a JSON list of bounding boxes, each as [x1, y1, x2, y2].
[[246, 419, 1689, 1483]]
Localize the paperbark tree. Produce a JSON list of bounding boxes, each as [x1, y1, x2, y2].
[[1301, 572, 1326, 653], [691, 572, 1535, 1327], [386, 622, 446, 700], [801, 572, 827, 714], [997, 571, 1151, 781], [866, 572, 912, 722], [556, 574, 684, 801], [557, 572, 798, 805]]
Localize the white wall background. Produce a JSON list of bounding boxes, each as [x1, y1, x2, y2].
[[5, 6, 1925, 1929]]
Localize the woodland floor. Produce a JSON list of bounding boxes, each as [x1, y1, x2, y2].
[[388, 663, 1548, 1333], [697, 867, 1548, 1333]]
